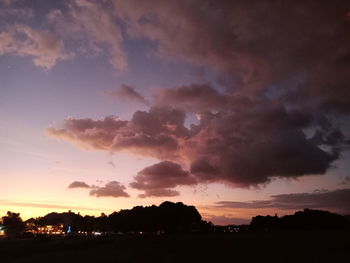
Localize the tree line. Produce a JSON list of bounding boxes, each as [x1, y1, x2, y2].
[[1, 201, 211, 237], [1, 202, 350, 238]]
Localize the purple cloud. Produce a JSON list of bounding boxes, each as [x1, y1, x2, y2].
[[46, 1, 350, 196], [49, 102, 346, 190], [216, 188, 350, 214], [89, 181, 130, 198], [130, 161, 197, 197], [68, 181, 90, 189]]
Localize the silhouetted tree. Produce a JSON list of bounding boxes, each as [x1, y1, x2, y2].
[[2, 211, 25, 238], [18, 202, 209, 234], [108, 201, 208, 233], [37, 211, 84, 232], [250, 214, 280, 232], [249, 209, 350, 232]]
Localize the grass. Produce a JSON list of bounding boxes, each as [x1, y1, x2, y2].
[[0, 231, 348, 262]]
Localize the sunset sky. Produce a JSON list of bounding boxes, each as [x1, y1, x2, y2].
[[1, 0, 350, 225]]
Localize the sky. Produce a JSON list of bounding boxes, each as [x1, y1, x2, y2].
[[1, 0, 350, 225]]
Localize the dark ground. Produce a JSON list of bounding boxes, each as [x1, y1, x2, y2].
[[0, 232, 349, 263]]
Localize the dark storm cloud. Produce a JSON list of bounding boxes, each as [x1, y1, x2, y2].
[[48, 1, 350, 195], [89, 181, 130, 198], [103, 84, 149, 105], [68, 181, 90, 189], [216, 188, 350, 214], [130, 161, 197, 197], [2, 0, 350, 111], [186, 104, 343, 186], [49, 102, 347, 189], [115, 0, 350, 111]]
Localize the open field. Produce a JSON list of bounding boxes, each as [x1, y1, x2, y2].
[[0, 232, 349, 263]]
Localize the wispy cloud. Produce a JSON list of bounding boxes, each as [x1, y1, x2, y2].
[[48, 0, 127, 70], [0, 25, 72, 69], [216, 188, 350, 214], [0, 199, 105, 212]]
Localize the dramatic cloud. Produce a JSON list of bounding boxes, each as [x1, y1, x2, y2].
[[216, 188, 350, 214], [114, 0, 242, 73], [103, 84, 149, 105], [47, 1, 350, 196], [89, 181, 129, 198], [0, 25, 71, 69], [130, 161, 197, 197], [49, 102, 347, 189], [187, 105, 344, 186], [2, 0, 350, 93], [68, 181, 90, 189], [115, 0, 350, 111]]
